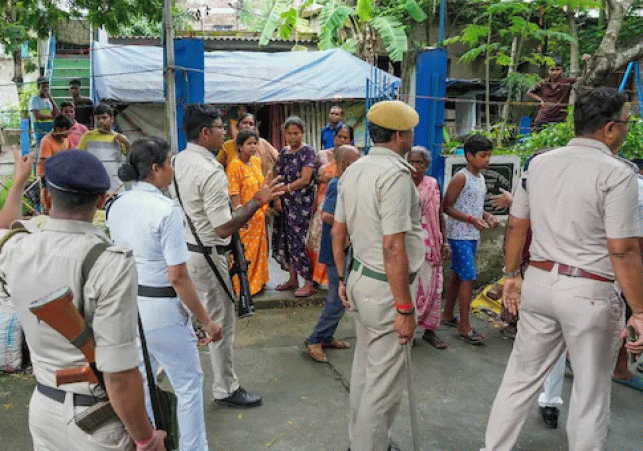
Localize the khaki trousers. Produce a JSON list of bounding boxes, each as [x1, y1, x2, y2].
[[188, 250, 240, 400], [29, 388, 133, 451], [347, 270, 417, 451], [482, 265, 623, 451]]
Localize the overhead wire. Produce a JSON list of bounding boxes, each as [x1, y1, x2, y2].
[[0, 42, 640, 117]]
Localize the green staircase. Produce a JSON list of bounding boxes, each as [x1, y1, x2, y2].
[[49, 56, 91, 107]]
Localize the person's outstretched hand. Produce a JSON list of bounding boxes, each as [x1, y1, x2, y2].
[[255, 176, 285, 205], [491, 188, 513, 210], [12, 146, 33, 189]]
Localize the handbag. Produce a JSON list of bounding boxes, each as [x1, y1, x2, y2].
[[137, 317, 179, 450]]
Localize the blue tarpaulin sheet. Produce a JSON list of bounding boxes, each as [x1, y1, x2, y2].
[[92, 43, 400, 104]]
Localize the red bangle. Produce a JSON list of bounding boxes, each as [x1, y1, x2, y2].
[[466, 215, 473, 224], [135, 433, 154, 448], [252, 194, 265, 207], [396, 303, 414, 310]]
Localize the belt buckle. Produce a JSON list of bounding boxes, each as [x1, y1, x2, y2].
[[567, 266, 582, 277]]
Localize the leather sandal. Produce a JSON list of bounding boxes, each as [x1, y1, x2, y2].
[[457, 330, 485, 345], [322, 339, 351, 349], [304, 342, 328, 363], [423, 330, 448, 349]]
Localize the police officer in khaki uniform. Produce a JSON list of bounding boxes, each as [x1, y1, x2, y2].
[[332, 100, 424, 451], [172, 104, 283, 408], [482, 88, 643, 451], [0, 150, 166, 451]]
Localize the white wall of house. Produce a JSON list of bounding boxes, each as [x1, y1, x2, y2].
[[0, 46, 39, 128]]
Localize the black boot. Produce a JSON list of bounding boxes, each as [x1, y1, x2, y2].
[[540, 406, 559, 429], [216, 387, 262, 408]]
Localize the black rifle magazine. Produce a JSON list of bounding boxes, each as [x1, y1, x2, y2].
[[74, 399, 118, 434]]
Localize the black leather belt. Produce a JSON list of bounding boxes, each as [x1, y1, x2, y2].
[[37, 382, 102, 407], [186, 242, 229, 255], [138, 285, 177, 298]]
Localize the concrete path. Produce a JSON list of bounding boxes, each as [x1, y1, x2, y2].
[[1, 306, 641, 450]]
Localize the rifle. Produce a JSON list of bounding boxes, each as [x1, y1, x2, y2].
[[228, 231, 255, 318], [29, 287, 120, 435], [30, 287, 178, 447], [138, 316, 178, 450], [29, 287, 103, 387]]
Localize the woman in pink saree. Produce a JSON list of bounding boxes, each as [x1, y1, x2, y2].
[[407, 146, 451, 349]]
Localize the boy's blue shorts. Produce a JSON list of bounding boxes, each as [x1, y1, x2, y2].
[[448, 239, 478, 281]]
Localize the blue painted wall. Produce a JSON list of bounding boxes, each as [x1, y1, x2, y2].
[[170, 39, 204, 150], [414, 48, 447, 188]]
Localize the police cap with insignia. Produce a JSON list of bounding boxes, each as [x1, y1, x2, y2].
[[367, 100, 419, 131], [44, 150, 110, 195]]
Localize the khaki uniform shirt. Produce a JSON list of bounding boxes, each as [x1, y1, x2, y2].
[[511, 137, 640, 279], [172, 142, 232, 247], [0, 218, 139, 396], [335, 146, 424, 274]]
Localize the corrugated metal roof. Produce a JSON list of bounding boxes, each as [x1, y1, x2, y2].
[[112, 31, 317, 44]]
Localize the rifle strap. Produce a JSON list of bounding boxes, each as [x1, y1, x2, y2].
[[0, 227, 29, 253], [78, 242, 110, 318], [137, 315, 164, 430], [172, 163, 235, 303]]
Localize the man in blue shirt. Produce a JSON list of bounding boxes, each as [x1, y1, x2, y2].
[[29, 76, 59, 150], [320, 105, 343, 150], [304, 144, 360, 362]]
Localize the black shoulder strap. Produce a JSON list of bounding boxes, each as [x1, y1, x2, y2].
[[79, 242, 110, 317], [137, 315, 165, 431], [172, 161, 235, 303]]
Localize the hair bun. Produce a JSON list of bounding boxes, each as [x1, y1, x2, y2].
[[117, 163, 138, 182]]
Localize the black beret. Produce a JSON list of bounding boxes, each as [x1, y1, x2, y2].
[[36, 76, 49, 86], [44, 149, 110, 195]]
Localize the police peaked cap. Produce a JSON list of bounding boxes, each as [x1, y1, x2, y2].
[[44, 149, 110, 195], [367, 100, 419, 131]]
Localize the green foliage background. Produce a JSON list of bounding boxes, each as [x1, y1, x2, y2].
[[1, 83, 37, 129], [443, 111, 643, 162], [512, 111, 643, 159], [115, 4, 192, 37], [0, 178, 35, 214]]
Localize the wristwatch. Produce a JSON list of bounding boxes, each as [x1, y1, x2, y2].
[[502, 266, 521, 278]]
